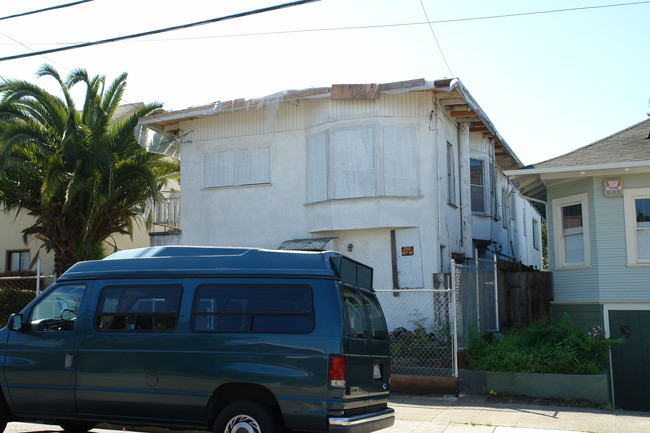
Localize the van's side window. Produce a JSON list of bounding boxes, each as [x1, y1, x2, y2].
[[192, 285, 313, 333], [95, 285, 182, 332], [341, 286, 369, 339], [361, 291, 389, 340], [30, 284, 86, 332]]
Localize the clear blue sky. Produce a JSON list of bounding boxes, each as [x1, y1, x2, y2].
[[1, 0, 648, 165]]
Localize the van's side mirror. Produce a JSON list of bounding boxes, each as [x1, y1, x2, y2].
[[8, 314, 24, 332]]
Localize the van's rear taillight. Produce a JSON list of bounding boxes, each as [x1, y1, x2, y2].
[[328, 355, 346, 388]]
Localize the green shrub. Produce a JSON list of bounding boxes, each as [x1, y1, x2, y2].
[[466, 314, 623, 375], [0, 287, 36, 327]]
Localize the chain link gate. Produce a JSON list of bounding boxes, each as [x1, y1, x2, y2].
[[376, 288, 455, 377], [375, 253, 497, 382], [452, 255, 499, 349]]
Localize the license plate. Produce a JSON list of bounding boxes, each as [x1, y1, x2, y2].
[[373, 363, 382, 379]]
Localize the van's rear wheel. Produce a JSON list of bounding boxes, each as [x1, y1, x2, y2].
[[58, 421, 97, 432], [213, 401, 279, 433]]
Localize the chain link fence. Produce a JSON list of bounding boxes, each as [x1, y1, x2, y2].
[[0, 275, 55, 326], [453, 256, 498, 348], [376, 255, 497, 379], [376, 289, 454, 377]]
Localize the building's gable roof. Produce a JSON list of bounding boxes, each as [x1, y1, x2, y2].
[[535, 118, 650, 168], [504, 118, 650, 217]]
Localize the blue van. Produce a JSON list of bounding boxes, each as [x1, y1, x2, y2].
[[1, 246, 394, 433]]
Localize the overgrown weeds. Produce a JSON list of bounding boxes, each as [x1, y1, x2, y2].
[[466, 314, 623, 375]]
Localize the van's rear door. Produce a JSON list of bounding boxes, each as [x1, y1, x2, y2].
[[340, 286, 391, 407]]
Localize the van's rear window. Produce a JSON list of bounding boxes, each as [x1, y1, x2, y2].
[[191, 285, 314, 334], [341, 286, 388, 340]]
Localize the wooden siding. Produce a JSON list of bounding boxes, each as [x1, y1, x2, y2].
[[548, 178, 598, 301], [595, 173, 650, 301], [550, 173, 650, 303]]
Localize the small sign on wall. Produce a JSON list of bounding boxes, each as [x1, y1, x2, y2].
[[604, 179, 623, 197], [401, 246, 414, 256]]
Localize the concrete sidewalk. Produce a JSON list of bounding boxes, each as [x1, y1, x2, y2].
[[387, 393, 650, 433]]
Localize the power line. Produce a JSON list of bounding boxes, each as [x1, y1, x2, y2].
[[0, 31, 69, 72], [0, 0, 646, 54], [17, 0, 644, 45], [0, 0, 319, 63], [0, 0, 94, 22], [419, 0, 453, 77]]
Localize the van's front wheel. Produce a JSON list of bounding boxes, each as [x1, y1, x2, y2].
[[213, 401, 279, 433]]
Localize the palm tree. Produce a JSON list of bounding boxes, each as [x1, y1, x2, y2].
[[0, 65, 179, 275]]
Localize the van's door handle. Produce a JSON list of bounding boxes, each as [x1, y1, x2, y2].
[[64, 353, 75, 371]]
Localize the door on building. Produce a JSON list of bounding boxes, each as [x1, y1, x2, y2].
[[608, 310, 650, 411]]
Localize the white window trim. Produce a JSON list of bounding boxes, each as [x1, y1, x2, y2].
[[624, 187, 650, 266], [552, 193, 591, 269], [447, 142, 457, 206], [532, 218, 540, 250], [470, 157, 488, 215]]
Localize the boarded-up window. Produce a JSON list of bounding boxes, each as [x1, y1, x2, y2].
[[306, 125, 418, 203], [384, 127, 417, 196], [332, 129, 375, 199], [306, 132, 328, 202], [204, 148, 270, 188], [239, 148, 270, 185], [204, 150, 236, 188]]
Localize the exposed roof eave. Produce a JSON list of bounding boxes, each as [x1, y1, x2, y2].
[[450, 80, 523, 169], [504, 160, 650, 178], [136, 78, 525, 169]]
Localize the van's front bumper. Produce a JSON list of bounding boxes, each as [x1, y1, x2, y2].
[[329, 407, 395, 433]]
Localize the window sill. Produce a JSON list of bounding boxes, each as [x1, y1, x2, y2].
[[554, 265, 592, 271], [203, 182, 271, 191], [626, 263, 650, 268], [306, 195, 423, 206]]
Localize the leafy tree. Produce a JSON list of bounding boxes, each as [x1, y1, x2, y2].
[[0, 65, 179, 275]]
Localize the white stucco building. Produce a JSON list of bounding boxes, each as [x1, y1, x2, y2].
[[137, 78, 542, 291]]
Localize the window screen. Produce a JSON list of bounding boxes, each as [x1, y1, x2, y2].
[[192, 285, 313, 333], [95, 285, 182, 332]]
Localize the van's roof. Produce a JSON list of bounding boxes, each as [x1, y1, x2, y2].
[[58, 246, 373, 288]]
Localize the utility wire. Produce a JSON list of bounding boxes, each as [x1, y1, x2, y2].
[[13, 0, 643, 45], [0, 31, 69, 72], [419, 0, 453, 77], [0, 0, 94, 22], [0, 0, 319, 63]]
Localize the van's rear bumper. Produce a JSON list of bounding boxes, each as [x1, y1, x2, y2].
[[329, 407, 395, 433]]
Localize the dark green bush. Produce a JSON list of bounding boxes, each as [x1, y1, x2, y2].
[[0, 287, 36, 327], [466, 314, 623, 375]]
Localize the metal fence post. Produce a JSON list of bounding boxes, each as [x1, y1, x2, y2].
[[474, 248, 480, 333], [451, 259, 458, 378], [493, 253, 499, 332], [36, 258, 41, 295]]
